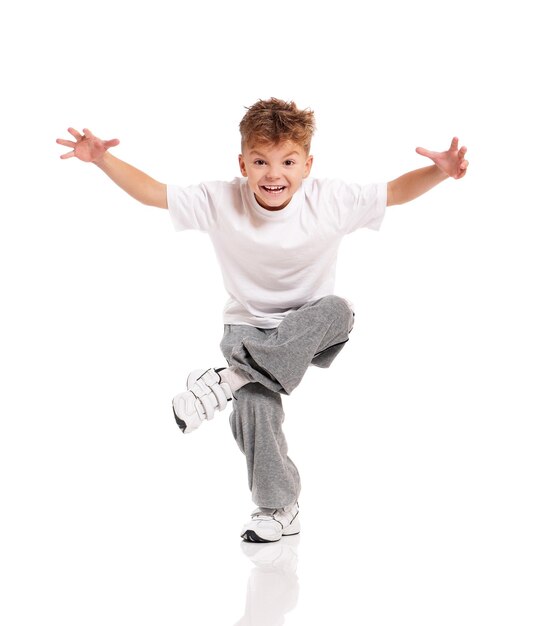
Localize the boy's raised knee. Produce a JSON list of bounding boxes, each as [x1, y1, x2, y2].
[[318, 295, 354, 323]]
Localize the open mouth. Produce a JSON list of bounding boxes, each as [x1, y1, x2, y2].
[[261, 185, 286, 196]]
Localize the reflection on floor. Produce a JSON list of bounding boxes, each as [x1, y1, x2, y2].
[[234, 535, 300, 625]]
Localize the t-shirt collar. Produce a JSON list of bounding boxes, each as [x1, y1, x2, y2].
[[247, 180, 304, 220]]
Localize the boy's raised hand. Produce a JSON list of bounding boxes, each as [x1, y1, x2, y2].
[[416, 137, 469, 180], [56, 128, 119, 163]]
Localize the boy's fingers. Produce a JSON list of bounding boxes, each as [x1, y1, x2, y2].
[[455, 160, 469, 178], [56, 138, 76, 148], [59, 151, 75, 159], [449, 137, 459, 151], [415, 146, 435, 158], [68, 127, 82, 140], [82, 128, 94, 139], [103, 138, 120, 148]]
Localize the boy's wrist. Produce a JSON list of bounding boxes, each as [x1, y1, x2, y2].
[[93, 151, 112, 168], [434, 164, 450, 180]]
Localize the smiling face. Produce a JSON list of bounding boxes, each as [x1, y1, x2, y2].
[[239, 141, 314, 211]]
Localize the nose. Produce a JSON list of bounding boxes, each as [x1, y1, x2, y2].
[[265, 165, 282, 180]]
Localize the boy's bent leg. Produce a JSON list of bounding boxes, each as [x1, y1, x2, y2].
[[230, 383, 301, 509], [230, 295, 355, 395]]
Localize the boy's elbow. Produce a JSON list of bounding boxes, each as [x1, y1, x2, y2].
[[386, 180, 407, 206], [145, 182, 168, 209], [386, 181, 398, 207]]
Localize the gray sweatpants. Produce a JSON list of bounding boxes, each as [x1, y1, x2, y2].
[[220, 295, 355, 509]]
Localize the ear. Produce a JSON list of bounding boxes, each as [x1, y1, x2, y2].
[[238, 154, 247, 177], [303, 154, 314, 178]]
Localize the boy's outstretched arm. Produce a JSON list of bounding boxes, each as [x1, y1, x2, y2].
[[56, 128, 168, 209], [387, 137, 468, 207]]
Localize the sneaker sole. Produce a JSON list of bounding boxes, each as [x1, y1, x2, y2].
[[173, 370, 207, 434], [172, 405, 188, 433], [241, 529, 301, 543], [241, 530, 276, 543], [241, 523, 301, 543]]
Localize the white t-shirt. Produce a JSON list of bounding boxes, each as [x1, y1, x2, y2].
[[167, 177, 387, 328]]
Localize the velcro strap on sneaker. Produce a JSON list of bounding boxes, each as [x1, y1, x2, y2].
[[198, 368, 220, 387], [210, 382, 228, 411], [196, 392, 216, 420]]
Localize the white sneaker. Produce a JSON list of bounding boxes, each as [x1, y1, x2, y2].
[[172, 368, 232, 434], [241, 502, 300, 543]]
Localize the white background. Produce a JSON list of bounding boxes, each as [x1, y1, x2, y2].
[[1, 1, 532, 624]]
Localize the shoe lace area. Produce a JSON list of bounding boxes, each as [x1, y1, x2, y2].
[[251, 508, 279, 520]]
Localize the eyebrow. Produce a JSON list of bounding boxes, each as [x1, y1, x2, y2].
[[250, 150, 300, 159]]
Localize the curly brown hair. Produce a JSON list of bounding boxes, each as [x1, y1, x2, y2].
[[239, 98, 316, 154]]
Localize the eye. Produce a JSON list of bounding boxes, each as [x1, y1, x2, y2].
[[283, 160, 295, 166], [254, 159, 266, 166]]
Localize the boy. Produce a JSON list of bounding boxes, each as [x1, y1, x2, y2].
[[57, 98, 468, 543]]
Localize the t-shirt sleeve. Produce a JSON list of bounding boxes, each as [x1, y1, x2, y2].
[[323, 179, 387, 234], [166, 183, 218, 232]]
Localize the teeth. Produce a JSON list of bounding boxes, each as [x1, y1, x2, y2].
[[264, 186, 284, 191]]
